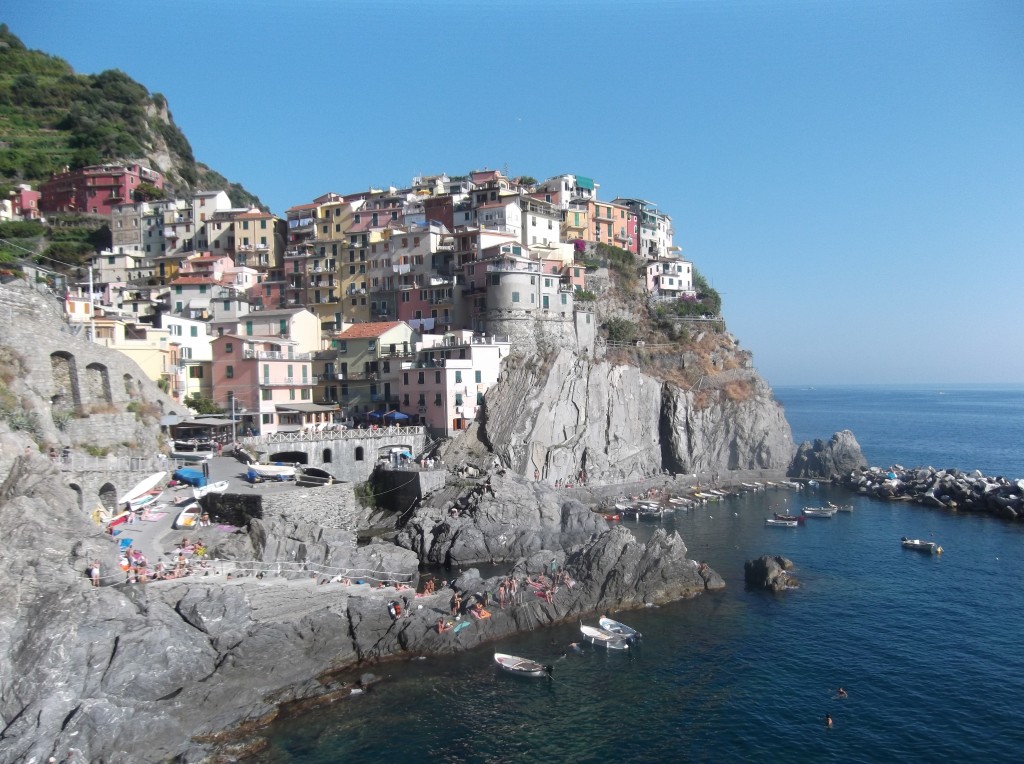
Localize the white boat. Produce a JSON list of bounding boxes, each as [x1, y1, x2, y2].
[[494, 652, 552, 678], [829, 502, 854, 513], [193, 480, 229, 499], [173, 499, 202, 530], [128, 491, 163, 511], [765, 517, 799, 527], [802, 506, 837, 518], [247, 462, 297, 479], [901, 537, 942, 554], [599, 616, 641, 641], [580, 624, 629, 650], [118, 472, 166, 506]]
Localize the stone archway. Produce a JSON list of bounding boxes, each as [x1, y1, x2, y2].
[[85, 362, 113, 405], [68, 483, 84, 513], [50, 351, 81, 410], [268, 450, 307, 465], [98, 481, 118, 513]]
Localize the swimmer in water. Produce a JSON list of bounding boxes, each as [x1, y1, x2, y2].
[[825, 714, 833, 727], [837, 687, 848, 699]]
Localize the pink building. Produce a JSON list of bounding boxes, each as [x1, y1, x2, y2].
[[9, 185, 41, 220], [40, 164, 164, 216], [210, 334, 327, 436]]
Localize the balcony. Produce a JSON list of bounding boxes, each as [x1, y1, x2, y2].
[[243, 350, 313, 360], [260, 376, 318, 386]]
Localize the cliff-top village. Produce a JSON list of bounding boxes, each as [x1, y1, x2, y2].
[[4, 165, 699, 440]]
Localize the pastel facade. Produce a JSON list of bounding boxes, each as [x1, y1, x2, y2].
[[645, 256, 694, 299], [40, 164, 163, 216], [322, 321, 417, 420]]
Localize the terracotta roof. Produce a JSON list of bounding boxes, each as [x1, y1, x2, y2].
[[337, 321, 403, 339]]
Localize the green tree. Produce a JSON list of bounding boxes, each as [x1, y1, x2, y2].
[[184, 394, 223, 415]]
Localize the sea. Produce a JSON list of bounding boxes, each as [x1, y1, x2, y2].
[[253, 385, 1024, 763]]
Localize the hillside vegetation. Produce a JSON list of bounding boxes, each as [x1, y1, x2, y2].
[[0, 24, 262, 208]]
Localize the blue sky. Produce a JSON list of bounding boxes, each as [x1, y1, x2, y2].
[[6, 0, 1023, 385]]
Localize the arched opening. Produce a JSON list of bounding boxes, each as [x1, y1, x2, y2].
[[355, 446, 364, 461], [85, 362, 113, 405], [97, 481, 118, 512], [123, 373, 135, 397], [323, 448, 333, 463], [68, 483, 84, 513], [268, 450, 307, 465], [50, 351, 81, 410]]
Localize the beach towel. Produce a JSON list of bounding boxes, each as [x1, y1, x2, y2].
[[118, 538, 133, 550], [141, 512, 167, 521]]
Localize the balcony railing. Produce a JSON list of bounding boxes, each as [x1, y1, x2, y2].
[[243, 350, 313, 361], [260, 376, 318, 386]]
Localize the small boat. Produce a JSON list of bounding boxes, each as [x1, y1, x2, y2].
[[128, 491, 163, 511], [802, 506, 837, 518], [494, 653, 552, 678], [774, 512, 805, 524], [580, 624, 629, 650], [599, 616, 641, 641], [901, 537, 942, 554], [173, 499, 202, 530], [766, 517, 799, 527], [247, 462, 297, 480], [118, 472, 166, 506], [193, 480, 229, 499], [829, 502, 854, 513], [173, 439, 214, 453]]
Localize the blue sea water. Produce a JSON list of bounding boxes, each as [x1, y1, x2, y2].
[[253, 386, 1024, 763]]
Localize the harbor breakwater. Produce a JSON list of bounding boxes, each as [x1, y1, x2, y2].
[[842, 465, 1024, 520]]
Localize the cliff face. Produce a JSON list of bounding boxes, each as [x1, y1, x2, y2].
[[480, 348, 794, 482]]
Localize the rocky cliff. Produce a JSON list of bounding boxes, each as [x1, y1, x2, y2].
[[478, 348, 795, 483]]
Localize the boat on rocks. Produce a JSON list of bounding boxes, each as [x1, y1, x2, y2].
[[901, 537, 943, 554], [118, 472, 166, 507], [494, 652, 553, 678], [765, 517, 800, 527], [599, 616, 642, 641], [580, 624, 630, 650], [802, 506, 838, 518]]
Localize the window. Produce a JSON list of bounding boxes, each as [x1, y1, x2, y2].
[[512, 292, 520, 303], [367, 340, 376, 351], [223, 300, 230, 310], [190, 326, 198, 337], [226, 365, 234, 378], [355, 446, 364, 461], [225, 343, 233, 353], [262, 413, 274, 424], [455, 371, 462, 383], [435, 371, 441, 384], [417, 372, 424, 384], [245, 321, 253, 336], [434, 394, 442, 406], [189, 367, 204, 379], [323, 448, 332, 463], [289, 389, 296, 400], [338, 341, 347, 353], [561, 293, 567, 304], [475, 370, 482, 383], [301, 389, 310, 400], [262, 389, 271, 400], [175, 286, 182, 295], [279, 319, 287, 334]]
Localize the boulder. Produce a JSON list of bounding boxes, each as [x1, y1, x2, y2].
[[744, 555, 798, 592], [789, 430, 867, 480]]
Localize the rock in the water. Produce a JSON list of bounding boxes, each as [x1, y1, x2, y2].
[[789, 430, 867, 480], [744, 555, 798, 592]]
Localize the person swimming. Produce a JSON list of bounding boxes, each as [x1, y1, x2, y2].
[[825, 714, 833, 727], [837, 687, 848, 699]]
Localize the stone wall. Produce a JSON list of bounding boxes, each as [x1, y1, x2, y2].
[[374, 468, 446, 514], [0, 282, 183, 454], [243, 429, 427, 483]]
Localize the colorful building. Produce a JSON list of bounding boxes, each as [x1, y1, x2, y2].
[[40, 164, 163, 216]]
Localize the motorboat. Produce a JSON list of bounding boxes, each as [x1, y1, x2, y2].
[[494, 652, 552, 678], [193, 480, 229, 499], [901, 537, 942, 554], [599, 616, 641, 641], [580, 624, 629, 650], [774, 512, 805, 524], [802, 506, 837, 518], [829, 502, 854, 513], [173, 499, 202, 530], [765, 517, 799, 527]]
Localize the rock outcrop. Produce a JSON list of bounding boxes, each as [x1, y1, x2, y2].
[[843, 465, 1024, 520], [480, 349, 794, 484], [395, 471, 606, 564], [789, 429, 867, 480], [744, 555, 798, 592]]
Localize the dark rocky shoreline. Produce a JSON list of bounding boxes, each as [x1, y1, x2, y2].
[[842, 465, 1024, 520]]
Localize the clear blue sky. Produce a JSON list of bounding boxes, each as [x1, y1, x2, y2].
[[6, 0, 1023, 385]]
